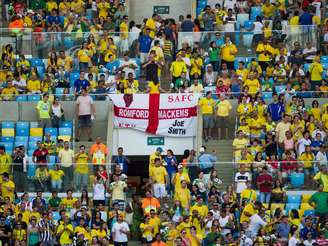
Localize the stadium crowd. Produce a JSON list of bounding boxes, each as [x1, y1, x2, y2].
[[0, 0, 328, 245]]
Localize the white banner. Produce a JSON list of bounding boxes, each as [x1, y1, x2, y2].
[[109, 94, 200, 137]]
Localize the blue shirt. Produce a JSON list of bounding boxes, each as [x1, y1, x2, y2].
[[311, 140, 324, 155], [300, 226, 317, 240], [181, 20, 194, 32], [47, 15, 60, 25], [198, 153, 217, 170], [112, 155, 129, 174], [164, 156, 178, 177], [74, 79, 90, 93], [106, 60, 120, 74], [299, 12, 313, 25], [277, 223, 290, 238], [138, 35, 152, 53], [268, 102, 285, 121]]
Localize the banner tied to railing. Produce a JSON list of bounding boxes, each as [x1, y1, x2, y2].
[[109, 93, 200, 137]]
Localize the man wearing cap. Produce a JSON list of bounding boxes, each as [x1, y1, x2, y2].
[[198, 146, 217, 183], [149, 147, 163, 174]]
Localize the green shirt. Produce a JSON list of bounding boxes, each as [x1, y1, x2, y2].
[[30, 0, 46, 10], [209, 47, 220, 62], [36, 100, 51, 119], [48, 197, 62, 208], [309, 192, 328, 215]]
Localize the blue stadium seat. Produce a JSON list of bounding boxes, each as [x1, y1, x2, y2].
[[29, 136, 42, 142], [303, 210, 315, 217], [30, 122, 39, 128], [16, 121, 29, 129], [0, 142, 13, 152], [285, 203, 300, 213], [60, 121, 73, 128], [275, 85, 286, 94], [291, 173, 304, 188], [29, 58, 44, 67], [15, 136, 29, 142], [243, 33, 253, 48], [28, 149, 34, 156], [64, 37, 74, 49], [55, 88, 65, 96], [263, 92, 273, 100], [28, 95, 41, 102], [237, 14, 249, 28], [16, 95, 28, 101], [244, 20, 253, 30], [27, 158, 36, 178], [2, 121, 15, 129], [321, 56, 328, 63], [250, 6, 262, 21], [287, 195, 301, 204], [70, 72, 80, 84], [1, 136, 14, 142], [36, 66, 45, 79], [45, 128, 58, 136], [14, 142, 28, 149], [59, 127, 72, 136], [16, 128, 29, 137], [28, 141, 38, 150], [303, 63, 310, 72], [323, 63, 328, 70], [48, 156, 57, 169]]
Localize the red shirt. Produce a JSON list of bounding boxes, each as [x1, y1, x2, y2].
[[257, 173, 273, 192], [281, 159, 298, 172], [33, 148, 49, 164]]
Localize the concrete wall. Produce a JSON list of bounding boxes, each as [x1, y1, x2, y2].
[[0, 101, 110, 138], [128, 0, 193, 23]]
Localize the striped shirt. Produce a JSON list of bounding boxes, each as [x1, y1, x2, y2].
[[37, 218, 54, 241], [163, 40, 173, 57]]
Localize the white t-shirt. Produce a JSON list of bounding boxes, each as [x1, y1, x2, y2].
[[224, 0, 236, 10], [247, 214, 267, 238], [234, 172, 251, 194], [239, 237, 253, 246], [76, 95, 94, 116], [218, 215, 231, 235], [253, 22, 264, 35], [303, 239, 316, 246], [93, 183, 105, 200], [112, 221, 130, 242], [288, 236, 300, 246], [297, 138, 311, 156], [120, 60, 138, 78], [303, 46, 317, 61]]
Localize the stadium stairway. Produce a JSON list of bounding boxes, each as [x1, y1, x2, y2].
[[204, 139, 235, 187]]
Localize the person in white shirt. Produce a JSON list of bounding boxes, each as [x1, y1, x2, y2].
[[189, 79, 204, 93], [234, 164, 251, 196], [119, 53, 138, 79], [288, 227, 300, 246], [297, 131, 312, 156], [239, 230, 253, 246], [204, 64, 216, 86], [315, 145, 327, 165], [13, 74, 27, 93], [224, 0, 236, 11], [223, 9, 236, 32], [112, 215, 130, 245], [303, 42, 317, 63]]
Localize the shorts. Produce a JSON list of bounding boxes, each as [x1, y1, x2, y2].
[[203, 115, 214, 128], [78, 115, 92, 127], [153, 183, 167, 198], [216, 116, 228, 127]]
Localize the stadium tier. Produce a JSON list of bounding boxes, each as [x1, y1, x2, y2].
[[0, 0, 328, 245]]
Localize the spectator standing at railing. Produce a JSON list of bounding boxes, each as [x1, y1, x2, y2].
[[58, 141, 74, 190], [220, 36, 237, 71], [77, 42, 93, 72], [170, 54, 187, 84], [199, 5, 215, 31], [309, 56, 324, 91], [181, 14, 194, 32], [199, 91, 215, 141], [198, 146, 217, 183], [0, 146, 12, 182], [216, 93, 232, 139], [138, 28, 153, 64], [74, 145, 89, 191], [256, 166, 273, 204], [12, 145, 27, 192], [267, 93, 285, 122], [36, 93, 51, 129], [112, 147, 130, 175]]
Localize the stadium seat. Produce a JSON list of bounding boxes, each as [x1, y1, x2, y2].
[[303, 210, 315, 217], [275, 85, 286, 94], [287, 195, 301, 204], [60, 121, 73, 128], [16, 95, 28, 101], [45, 128, 58, 136], [303, 63, 310, 72], [29, 136, 42, 142], [28, 95, 41, 102], [16, 121, 29, 129], [244, 20, 253, 30], [16, 128, 29, 137], [2, 128, 15, 137], [242, 33, 253, 48], [291, 173, 304, 188], [285, 203, 299, 213], [15, 136, 29, 142], [28, 141, 38, 150], [321, 56, 328, 63], [55, 88, 65, 96], [1, 136, 14, 142], [0, 142, 14, 151], [2, 121, 15, 129], [59, 128, 72, 136], [30, 122, 39, 128], [30, 128, 43, 137], [302, 194, 312, 203], [70, 72, 80, 84], [27, 158, 36, 178], [263, 92, 273, 100], [237, 14, 249, 27], [14, 142, 28, 149], [250, 6, 262, 21], [27, 149, 35, 156], [29, 58, 44, 67]]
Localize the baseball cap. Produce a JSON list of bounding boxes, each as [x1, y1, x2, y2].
[[156, 147, 163, 153], [199, 147, 205, 153], [178, 164, 183, 169]]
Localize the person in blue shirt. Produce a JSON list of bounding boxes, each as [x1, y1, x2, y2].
[[105, 54, 120, 75], [138, 28, 153, 63], [164, 149, 178, 194], [300, 217, 318, 240], [46, 9, 61, 32], [198, 146, 217, 182], [74, 71, 90, 94], [112, 147, 130, 174], [299, 7, 313, 26], [181, 14, 194, 32], [267, 93, 285, 122], [311, 132, 324, 155]]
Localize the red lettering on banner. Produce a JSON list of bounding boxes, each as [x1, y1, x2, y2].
[[167, 94, 194, 103], [114, 105, 149, 119]]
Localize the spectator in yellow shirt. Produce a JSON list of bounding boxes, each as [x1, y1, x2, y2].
[[220, 36, 238, 70], [1, 80, 18, 101], [77, 42, 92, 72], [309, 56, 323, 90], [49, 164, 64, 191], [27, 74, 41, 94], [170, 54, 187, 83], [216, 94, 232, 139], [148, 158, 168, 199], [190, 53, 203, 79], [199, 91, 215, 141], [244, 73, 260, 95], [256, 38, 274, 71], [145, 14, 158, 39], [262, 0, 276, 19]]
